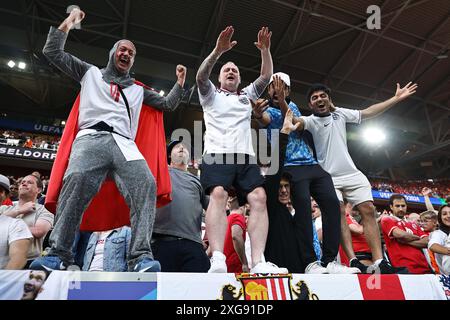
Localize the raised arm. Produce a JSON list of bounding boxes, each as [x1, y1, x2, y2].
[[361, 82, 418, 120], [42, 8, 92, 82], [421, 187, 437, 212], [265, 108, 300, 204], [196, 26, 237, 96], [143, 64, 187, 111], [251, 27, 273, 98]]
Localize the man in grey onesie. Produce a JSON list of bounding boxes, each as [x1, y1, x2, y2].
[[30, 8, 187, 272]]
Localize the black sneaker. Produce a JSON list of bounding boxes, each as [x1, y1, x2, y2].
[[368, 259, 409, 274], [350, 258, 369, 274]]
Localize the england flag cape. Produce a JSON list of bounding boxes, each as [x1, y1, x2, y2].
[[44, 81, 172, 231]]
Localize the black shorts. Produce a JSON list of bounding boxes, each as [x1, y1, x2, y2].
[[200, 153, 264, 204]]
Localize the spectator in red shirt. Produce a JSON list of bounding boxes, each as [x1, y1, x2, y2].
[[339, 202, 372, 269], [380, 194, 431, 274], [223, 195, 249, 273]]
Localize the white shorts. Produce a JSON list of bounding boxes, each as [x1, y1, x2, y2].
[[332, 171, 373, 206]]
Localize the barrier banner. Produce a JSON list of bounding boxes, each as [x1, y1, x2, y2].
[[0, 271, 447, 300], [0, 146, 57, 161]]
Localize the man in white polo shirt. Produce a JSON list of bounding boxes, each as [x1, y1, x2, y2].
[[196, 26, 287, 274], [280, 82, 417, 273]]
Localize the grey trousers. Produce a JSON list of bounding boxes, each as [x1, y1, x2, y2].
[[48, 132, 157, 270]]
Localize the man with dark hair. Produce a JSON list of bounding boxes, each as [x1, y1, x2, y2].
[[279, 81, 417, 273], [389, 194, 407, 207], [30, 8, 186, 272], [380, 194, 431, 274], [223, 195, 249, 273], [0, 175, 53, 267], [151, 139, 210, 272]]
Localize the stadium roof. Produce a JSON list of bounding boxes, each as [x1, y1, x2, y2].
[[0, 0, 448, 179]]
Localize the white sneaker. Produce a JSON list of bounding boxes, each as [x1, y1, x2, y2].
[[208, 251, 227, 273], [305, 261, 328, 274], [250, 261, 288, 274], [326, 261, 361, 274]]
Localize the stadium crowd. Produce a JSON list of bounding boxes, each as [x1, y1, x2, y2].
[[371, 178, 449, 198], [1, 129, 61, 151], [0, 9, 449, 279]]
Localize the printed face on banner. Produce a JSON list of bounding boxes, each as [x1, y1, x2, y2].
[[21, 270, 48, 300]]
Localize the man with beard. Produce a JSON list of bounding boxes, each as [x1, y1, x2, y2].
[[151, 139, 210, 272], [254, 74, 359, 274], [278, 82, 416, 274], [380, 194, 431, 274], [30, 8, 187, 272], [21, 270, 49, 300]]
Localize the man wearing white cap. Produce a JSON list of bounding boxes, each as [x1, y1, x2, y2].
[[253, 73, 361, 274]]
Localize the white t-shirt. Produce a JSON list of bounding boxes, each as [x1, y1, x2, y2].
[[302, 108, 362, 178], [428, 229, 449, 275], [0, 215, 33, 269], [88, 231, 111, 272], [77, 66, 145, 161], [0, 203, 54, 260], [199, 80, 260, 156], [314, 216, 322, 232]]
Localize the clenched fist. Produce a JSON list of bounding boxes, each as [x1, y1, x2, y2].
[[176, 64, 187, 88]]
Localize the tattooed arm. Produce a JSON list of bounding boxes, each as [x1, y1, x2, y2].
[[250, 27, 273, 97], [196, 26, 237, 96]]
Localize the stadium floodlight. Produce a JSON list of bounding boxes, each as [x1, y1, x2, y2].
[[363, 127, 386, 145], [18, 62, 26, 69], [7, 60, 15, 68], [61, 121, 66, 126], [159, 90, 165, 96]]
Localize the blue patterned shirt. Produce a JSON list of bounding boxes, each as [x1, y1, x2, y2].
[[266, 102, 318, 166]]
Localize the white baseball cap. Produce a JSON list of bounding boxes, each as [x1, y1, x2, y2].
[[0, 174, 10, 193], [270, 72, 291, 87]]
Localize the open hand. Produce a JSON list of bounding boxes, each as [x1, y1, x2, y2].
[[251, 99, 269, 119], [254, 27, 272, 51], [281, 108, 300, 134], [215, 26, 237, 54], [272, 75, 286, 103], [395, 82, 418, 101]]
